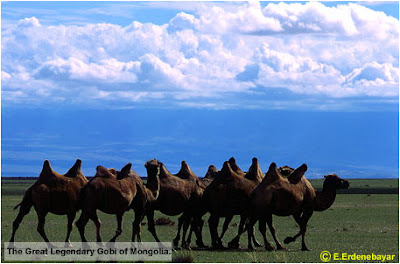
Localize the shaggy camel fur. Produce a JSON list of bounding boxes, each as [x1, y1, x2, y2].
[[203, 157, 264, 249], [75, 163, 149, 242], [145, 159, 205, 248], [247, 163, 349, 251], [10, 159, 88, 245]]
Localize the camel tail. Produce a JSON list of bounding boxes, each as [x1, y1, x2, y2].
[[14, 187, 33, 211], [13, 202, 22, 210]]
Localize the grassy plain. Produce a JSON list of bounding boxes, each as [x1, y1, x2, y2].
[[1, 178, 398, 262]]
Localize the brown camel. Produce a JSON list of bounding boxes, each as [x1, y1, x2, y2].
[[75, 163, 151, 242], [247, 163, 349, 251], [10, 159, 88, 245], [202, 157, 264, 249], [144, 159, 205, 248]]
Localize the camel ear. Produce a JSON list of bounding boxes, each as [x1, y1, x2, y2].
[[41, 160, 53, 175], [121, 163, 132, 175]]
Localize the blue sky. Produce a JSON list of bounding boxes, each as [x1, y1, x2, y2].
[[1, 1, 399, 178]]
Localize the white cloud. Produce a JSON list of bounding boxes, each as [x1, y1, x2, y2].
[[1, 1, 399, 109]]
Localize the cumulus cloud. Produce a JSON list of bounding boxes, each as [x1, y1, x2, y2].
[[1, 2, 399, 109]]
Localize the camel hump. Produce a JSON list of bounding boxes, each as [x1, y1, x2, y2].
[[288, 163, 308, 184], [118, 163, 133, 179], [96, 165, 114, 178], [205, 165, 218, 179], [158, 162, 174, 178], [41, 160, 53, 174], [228, 157, 244, 175], [181, 161, 191, 173], [262, 162, 282, 184], [38, 160, 55, 181], [64, 159, 82, 178], [176, 160, 197, 180], [220, 161, 235, 177], [245, 157, 263, 182]]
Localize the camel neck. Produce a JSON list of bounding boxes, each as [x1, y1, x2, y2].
[[146, 172, 160, 199], [314, 187, 337, 211]]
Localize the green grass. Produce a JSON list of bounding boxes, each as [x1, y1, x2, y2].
[[1, 178, 399, 262]]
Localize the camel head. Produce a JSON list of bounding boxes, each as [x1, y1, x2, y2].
[[278, 166, 294, 177], [323, 174, 350, 190], [145, 159, 161, 178], [204, 165, 218, 179]]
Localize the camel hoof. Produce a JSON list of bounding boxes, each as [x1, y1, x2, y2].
[[173, 239, 179, 248], [212, 243, 226, 250], [196, 240, 208, 249], [276, 245, 287, 251], [248, 245, 255, 251], [97, 242, 106, 247], [265, 244, 274, 251], [227, 241, 240, 249], [283, 237, 293, 244], [253, 241, 262, 247], [301, 247, 311, 251], [64, 242, 73, 248]]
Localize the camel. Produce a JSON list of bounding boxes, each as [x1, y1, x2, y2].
[[144, 159, 205, 248], [202, 157, 264, 249], [246, 163, 349, 251], [10, 159, 88, 245], [75, 163, 152, 242]]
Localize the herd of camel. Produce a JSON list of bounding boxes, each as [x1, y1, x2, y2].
[[9, 157, 349, 251]]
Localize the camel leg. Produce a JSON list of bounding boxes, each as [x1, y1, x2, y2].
[[10, 199, 32, 242], [284, 211, 313, 251], [258, 217, 274, 251], [109, 214, 123, 242], [76, 211, 90, 242], [251, 231, 262, 247], [186, 218, 195, 246], [36, 213, 51, 243], [228, 214, 247, 249], [220, 215, 233, 241], [299, 211, 313, 251], [146, 210, 161, 242], [181, 215, 192, 249], [266, 213, 285, 250], [65, 212, 76, 247], [246, 217, 258, 250], [208, 214, 223, 249], [132, 205, 145, 242], [192, 216, 207, 248], [173, 214, 185, 247], [90, 212, 102, 243]]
